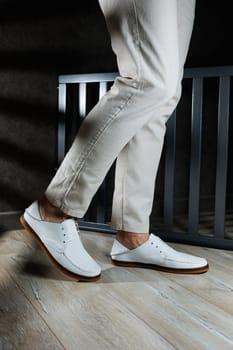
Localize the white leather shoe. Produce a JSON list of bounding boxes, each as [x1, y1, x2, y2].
[[111, 234, 209, 274], [20, 201, 101, 281]]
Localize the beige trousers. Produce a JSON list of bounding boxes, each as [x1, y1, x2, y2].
[[46, 0, 196, 233]]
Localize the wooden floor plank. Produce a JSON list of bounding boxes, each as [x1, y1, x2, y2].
[[132, 269, 233, 348], [5, 270, 173, 350], [102, 282, 233, 350], [1, 229, 233, 350], [0, 267, 64, 350], [0, 231, 173, 350]]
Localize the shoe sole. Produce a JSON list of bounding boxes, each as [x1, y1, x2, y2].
[[20, 215, 101, 282], [111, 259, 209, 274]]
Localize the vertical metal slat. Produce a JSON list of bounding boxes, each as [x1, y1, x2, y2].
[[164, 111, 177, 233], [188, 78, 203, 237], [214, 76, 230, 238], [79, 83, 87, 119], [57, 83, 67, 165], [99, 81, 108, 100]]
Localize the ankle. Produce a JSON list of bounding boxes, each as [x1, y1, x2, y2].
[[39, 195, 72, 223], [116, 231, 149, 250]]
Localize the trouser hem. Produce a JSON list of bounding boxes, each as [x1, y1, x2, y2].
[[111, 222, 149, 234], [45, 193, 85, 218]]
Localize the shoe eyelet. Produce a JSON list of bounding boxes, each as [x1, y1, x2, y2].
[[61, 227, 64, 230], [160, 251, 162, 253], [151, 242, 153, 245], [63, 234, 66, 236], [156, 246, 158, 248], [63, 241, 66, 243]]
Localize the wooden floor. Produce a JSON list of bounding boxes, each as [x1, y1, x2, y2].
[[1, 229, 233, 350]]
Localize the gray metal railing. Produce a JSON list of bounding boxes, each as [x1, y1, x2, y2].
[[57, 66, 233, 249]]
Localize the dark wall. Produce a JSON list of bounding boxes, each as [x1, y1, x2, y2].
[[187, 1, 233, 67], [0, 0, 113, 215], [0, 0, 232, 226]]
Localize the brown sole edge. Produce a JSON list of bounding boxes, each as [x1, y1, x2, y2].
[[111, 259, 209, 274], [19, 215, 101, 282]]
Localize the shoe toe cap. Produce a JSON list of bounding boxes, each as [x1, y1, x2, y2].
[[52, 249, 101, 277], [166, 252, 208, 269]]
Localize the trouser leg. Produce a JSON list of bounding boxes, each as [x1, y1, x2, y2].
[[111, 0, 196, 233], [45, 0, 184, 218]]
